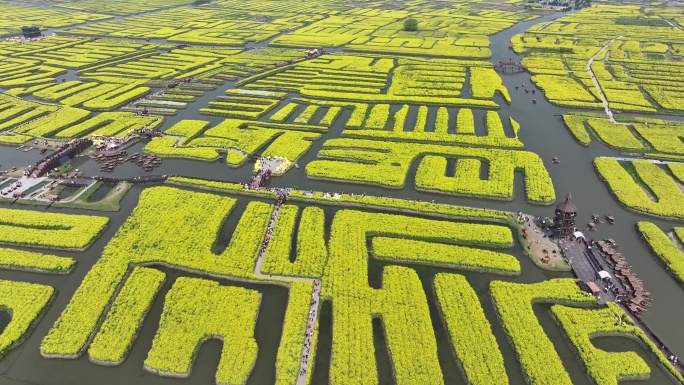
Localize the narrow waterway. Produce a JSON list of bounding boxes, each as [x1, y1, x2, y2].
[[489, 13, 684, 364]]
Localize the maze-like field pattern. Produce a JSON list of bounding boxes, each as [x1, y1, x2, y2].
[[2, 1, 684, 384], [517, 6, 684, 113]]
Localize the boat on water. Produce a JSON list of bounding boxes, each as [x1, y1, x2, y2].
[[606, 215, 615, 224]]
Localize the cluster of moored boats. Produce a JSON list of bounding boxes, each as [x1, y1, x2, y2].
[[594, 239, 651, 316], [588, 214, 615, 230], [93, 151, 162, 172]]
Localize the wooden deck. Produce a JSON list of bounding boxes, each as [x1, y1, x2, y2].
[[559, 237, 613, 304], [559, 236, 684, 376]]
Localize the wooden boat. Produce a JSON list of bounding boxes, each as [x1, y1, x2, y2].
[[606, 215, 615, 224]]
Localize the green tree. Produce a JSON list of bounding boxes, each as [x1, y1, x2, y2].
[[403, 18, 418, 32]]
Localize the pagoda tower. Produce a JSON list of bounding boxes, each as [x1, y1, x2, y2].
[[553, 193, 577, 239], [21, 26, 42, 39]]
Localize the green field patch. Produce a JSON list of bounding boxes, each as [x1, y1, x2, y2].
[[0, 280, 55, 359], [595, 158, 684, 220], [638, 222, 684, 288], [0, 248, 75, 274], [308, 138, 554, 203], [0, 208, 108, 250], [491, 279, 596, 385], [144, 278, 259, 383], [40, 188, 271, 357], [54, 112, 160, 138], [261, 205, 328, 279], [552, 303, 684, 384], [89, 267, 165, 364], [435, 274, 508, 384]]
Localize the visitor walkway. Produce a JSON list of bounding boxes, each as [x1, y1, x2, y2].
[[297, 283, 320, 384], [559, 234, 684, 376], [661, 17, 683, 31], [537, 20, 555, 31], [610, 157, 684, 165], [250, 189, 320, 384], [559, 237, 612, 304], [586, 35, 623, 123]]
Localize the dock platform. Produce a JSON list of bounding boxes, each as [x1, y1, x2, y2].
[[559, 237, 613, 304], [558, 235, 684, 376]]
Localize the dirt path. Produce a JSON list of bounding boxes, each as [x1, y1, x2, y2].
[[661, 18, 684, 32], [537, 20, 555, 31], [250, 191, 320, 384], [586, 35, 623, 123]]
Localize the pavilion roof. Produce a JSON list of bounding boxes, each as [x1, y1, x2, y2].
[[556, 193, 577, 213]]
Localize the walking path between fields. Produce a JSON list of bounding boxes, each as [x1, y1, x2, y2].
[[610, 157, 684, 165], [250, 189, 320, 385], [661, 17, 684, 31], [537, 20, 554, 31], [586, 35, 623, 123]]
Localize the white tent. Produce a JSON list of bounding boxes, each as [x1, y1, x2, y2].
[[598, 271, 611, 280], [573, 231, 585, 239]]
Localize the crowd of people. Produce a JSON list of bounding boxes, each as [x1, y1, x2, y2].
[[260, 193, 287, 256], [31, 139, 92, 178], [248, 169, 272, 189], [300, 279, 321, 377], [93, 175, 170, 184], [246, 182, 319, 380], [93, 121, 163, 152]]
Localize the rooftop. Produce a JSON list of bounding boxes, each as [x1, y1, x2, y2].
[[556, 193, 577, 213]]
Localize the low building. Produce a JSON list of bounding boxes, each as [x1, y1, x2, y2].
[[585, 281, 601, 298], [21, 26, 42, 39]]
